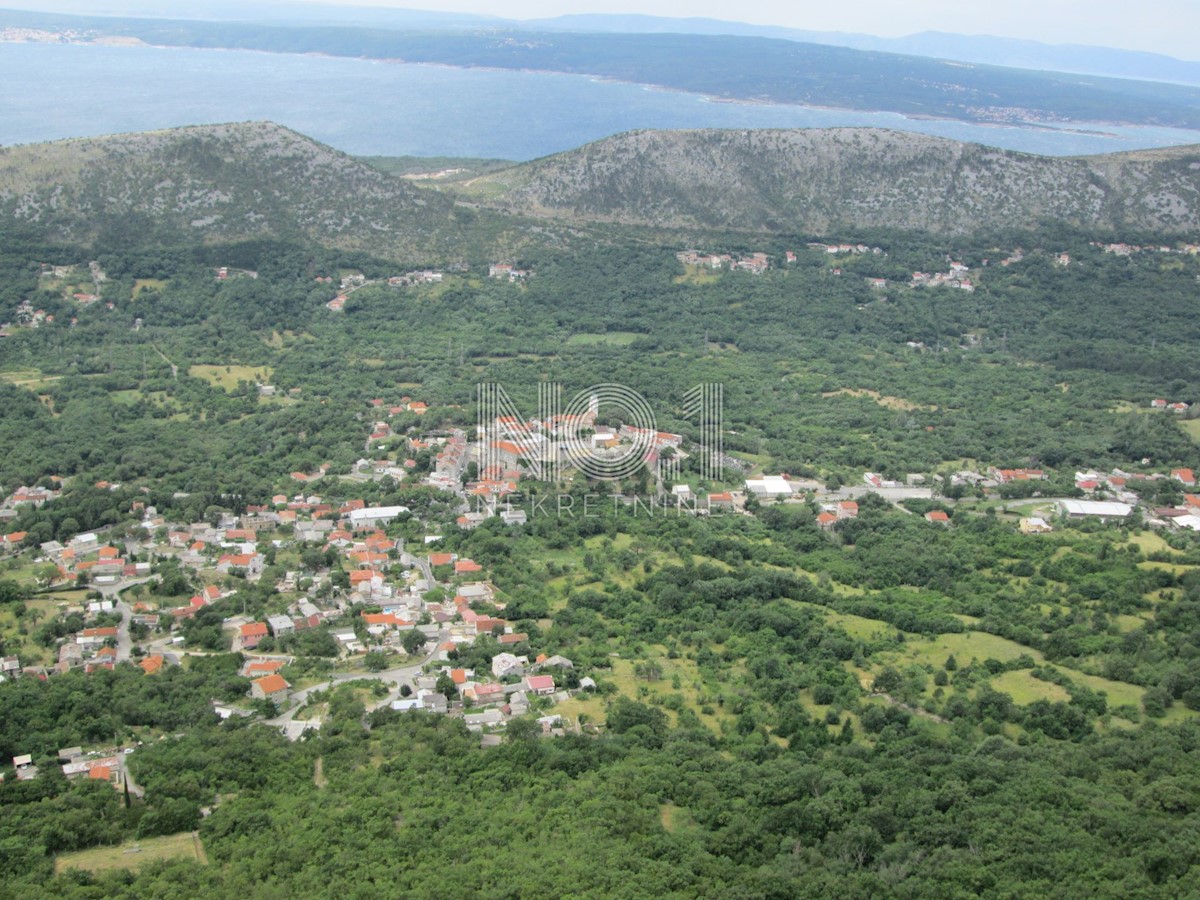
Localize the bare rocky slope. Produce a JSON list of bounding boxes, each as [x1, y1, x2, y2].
[[466, 128, 1200, 235]]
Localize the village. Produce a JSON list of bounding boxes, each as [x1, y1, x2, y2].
[[2, 246, 1200, 775], [3, 371, 1200, 770]]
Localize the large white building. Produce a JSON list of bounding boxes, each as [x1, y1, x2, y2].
[[745, 475, 794, 498], [348, 506, 410, 529], [1058, 500, 1133, 520]]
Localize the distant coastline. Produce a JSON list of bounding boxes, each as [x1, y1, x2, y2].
[[1, 41, 1197, 160]]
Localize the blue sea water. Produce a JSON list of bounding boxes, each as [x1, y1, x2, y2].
[[2, 42, 1199, 159]]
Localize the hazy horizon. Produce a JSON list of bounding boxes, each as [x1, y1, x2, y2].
[[2, 0, 1198, 63]]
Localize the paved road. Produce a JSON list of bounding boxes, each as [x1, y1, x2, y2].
[[95, 577, 154, 663], [264, 639, 444, 729], [833, 485, 936, 502], [119, 751, 145, 799], [400, 546, 436, 590]]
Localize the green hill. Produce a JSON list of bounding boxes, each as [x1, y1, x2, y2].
[[0, 121, 474, 260], [464, 127, 1200, 235]]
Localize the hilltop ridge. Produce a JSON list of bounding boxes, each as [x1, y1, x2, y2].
[[3, 123, 1200, 252], [462, 128, 1200, 235], [0, 121, 472, 258]]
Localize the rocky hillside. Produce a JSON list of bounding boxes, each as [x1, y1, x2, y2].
[[0, 122, 474, 259], [5, 124, 1199, 251], [465, 128, 1200, 235]]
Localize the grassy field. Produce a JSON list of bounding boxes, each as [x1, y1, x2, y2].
[[1139, 560, 1195, 576], [55, 832, 207, 875], [1114, 613, 1150, 632], [673, 268, 723, 285], [659, 802, 700, 833], [821, 388, 934, 411], [1127, 532, 1176, 555], [791, 600, 894, 639], [566, 331, 645, 346], [0, 368, 63, 392], [132, 278, 167, 298], [1181, 419, 1200, 443], [872, 626, 1153, 712], [188, 365, 273, 391], [556, 652, 734, 735], [990, 669, 1070, 704]]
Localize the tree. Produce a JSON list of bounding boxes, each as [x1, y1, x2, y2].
[[401, 630, 426, 656]]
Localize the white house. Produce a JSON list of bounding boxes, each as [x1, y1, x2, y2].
[[348, 506, 410, 529]]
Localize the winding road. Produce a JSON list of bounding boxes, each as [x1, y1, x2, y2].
[[264, 637, 446, 734]]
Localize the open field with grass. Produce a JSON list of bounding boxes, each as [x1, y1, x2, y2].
[[673, 267, 723, 286], [566, 331, 644, 346], [990, 669, 1071, 704], [1139, 560, 1196, 576], [0, 368, 63, 392], [821, 388, 935, 411], [55, 832, 206, 875], [866, 622, 1158, 715], [132, 278, 167, 298], [1126, 532, 1173, 554], [792, 600, 893, 639], [557, 652, 735, 734], [188, 364, 272, 391]]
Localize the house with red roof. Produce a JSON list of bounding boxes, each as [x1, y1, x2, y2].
[[466, 682, 505, 705], [349, 570, 383, 588], [250, 674, 291, 704], [239, 622, 269, 650], [524, 674, 556, 695], [707, 492, 735, 511], [243, 659, 286, 677], [217, 553, 264, 575], [1173, 469, 1197, 487]]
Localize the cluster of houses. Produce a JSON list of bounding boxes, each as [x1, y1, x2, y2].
[[737, 464, 1200, 534], [676, 250, 770, 274], [388, 270, 443, 286], [4, 743, 135, 788], [488, 263, 531, 281], [1, 482, 62, 516], [910, 262, 974, 292], [325, 267, 458, 312], [1150, 398, 1191, 414], [27, 530, 152, 586], [1096, 242, 1200, 256], [805, 242, 885, 256]]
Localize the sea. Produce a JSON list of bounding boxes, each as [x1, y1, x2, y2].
[[2, 42, 1200, 160]]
